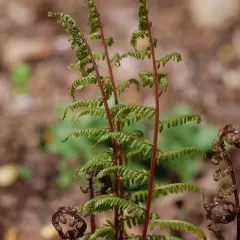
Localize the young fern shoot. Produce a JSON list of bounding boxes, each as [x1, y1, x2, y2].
[[204, 124, 240, 240], [49, 1, 207, 239]]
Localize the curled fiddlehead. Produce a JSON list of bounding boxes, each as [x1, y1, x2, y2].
[[204, 124, 240, 240], [204, 198, 236, 240], [52, 206, 87, 239]]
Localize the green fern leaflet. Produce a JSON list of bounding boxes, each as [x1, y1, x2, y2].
[[156, 53, 182, 68], [151, 219, 207, 240], [157, 147, 206, 164], [159, 114, 201, 132], [96, 166, 149, 185], [83, 195, 145, 217]]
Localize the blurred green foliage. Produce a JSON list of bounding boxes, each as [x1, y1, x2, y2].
[[47, 98, 148, 188], [158, 103, 217, 181], [47, 104, 104, 188], [10, 62, 32, 94], [46, 102, 216, 188], [17, 164, 33, 180]]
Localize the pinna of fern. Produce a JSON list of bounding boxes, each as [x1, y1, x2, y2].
[[49, 0, 208, 239], [131, 182, 204, 204]]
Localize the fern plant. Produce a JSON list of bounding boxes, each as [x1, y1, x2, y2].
[[204, 124, 240, 240], [49, 1, 207, 239]]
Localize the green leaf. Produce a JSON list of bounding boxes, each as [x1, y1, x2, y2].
[[17, 164, 33, 180]]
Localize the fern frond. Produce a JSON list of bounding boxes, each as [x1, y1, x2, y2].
[[156, 53, 182, 68], [96, 166, 149, 185], [119, 111, 154, 127], [213, 167, 233, 181], [92, 51, 106, 61], [157, 147, 206, 164], [97, 132, 153, 156], [91, 149, 113, 161], [117, 79, 140, 95], [72, 108, 106, 123], [70, 75, 97, 101], [48, 12, 94, 77], [75, 160, 113, 178], [112, 51, 151, 67], [87, 32, 101, 40], [129, 139, 153, 157], [139, 72, 168, 92], [137, 0, 148, 30], [69, 58, 95, 77], [85, 0, 99, 33], [123, 214, 144, 229], [151, 219, 207, 240], [76, 51, 92, 67], [48, 12, 82, 49], [123, 211, 159, 229], [111, 104, 154, 118], [131, 183, 203, 203], [74, 150, 113, 177], [110, 53, 121, 67], [131, 190, 149, 203], [153, 183, 203, 196], [130, 30, 148, 50], [159, 114, 201, 132], [130, 130, 145, 139], [101, 76, 113, 100], [126, 149, 146, 162], [110, 104, 126, 118], [217, 184, 234, 199], [62, 99, 103, 120], [112, 104, 155, 126], [105, 36, 114, 46], [88, 225, 115, 240], [62, 128, 109, 142], [83, 194, 145, 216], [96, 132, 131, 144], [85, 1, 114, 46], [126, 235, 182, 240]]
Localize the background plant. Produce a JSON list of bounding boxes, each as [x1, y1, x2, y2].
[[158, 103, 216, 181], [46, 102, 216, 188], [46, 100, 148, 188], [10, 62, 32, 94], [49, 0, 207, 239]]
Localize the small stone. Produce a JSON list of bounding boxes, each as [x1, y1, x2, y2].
[[0, 164, 19, 187], [10, 94, 34, 114], [222, 70, 240, 89]]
